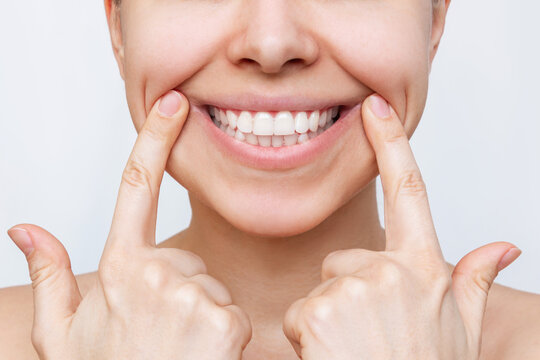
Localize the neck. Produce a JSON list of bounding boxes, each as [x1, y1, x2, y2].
[[165, 179, 385, 328]]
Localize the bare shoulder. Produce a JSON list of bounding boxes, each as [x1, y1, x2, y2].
[[0, 271, 98, 360], [480, 282, 540, 360]]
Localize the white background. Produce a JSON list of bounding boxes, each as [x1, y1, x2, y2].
[[1, 1, 538, 292]]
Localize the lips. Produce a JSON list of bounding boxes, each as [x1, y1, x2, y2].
[[191, 102, 359, 170]]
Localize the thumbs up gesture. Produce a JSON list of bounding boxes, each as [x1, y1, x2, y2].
[[8, 91, 252, 360], [282, 94, 521, 360]]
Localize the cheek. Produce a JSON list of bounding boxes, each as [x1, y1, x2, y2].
[[122, 4, 233, 128], [316, 3, 431, 132]]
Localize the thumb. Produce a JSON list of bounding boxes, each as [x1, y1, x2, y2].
[[451, 241, 521, 337], [7, 224, 82, 330]]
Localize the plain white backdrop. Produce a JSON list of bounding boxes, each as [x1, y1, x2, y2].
[[0, 1, 539, 293]]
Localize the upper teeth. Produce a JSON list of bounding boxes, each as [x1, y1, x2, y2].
[[209, 106, 340, 136]]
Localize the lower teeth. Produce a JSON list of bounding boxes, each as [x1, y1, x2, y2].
[[211, 115, 339, 147]]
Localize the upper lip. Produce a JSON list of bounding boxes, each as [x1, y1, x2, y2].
[[191, 92, 351, 112]]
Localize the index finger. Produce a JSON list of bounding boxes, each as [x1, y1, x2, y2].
[[104, 90, 189, 254], [362, 94, 442, 256]]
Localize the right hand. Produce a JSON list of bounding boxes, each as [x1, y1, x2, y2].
[[7, 90, 252, 360]]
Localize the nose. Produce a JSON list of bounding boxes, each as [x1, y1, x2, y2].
[[227, 0, 319, 74]]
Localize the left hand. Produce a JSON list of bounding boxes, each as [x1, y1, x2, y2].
[[282, 94, 522, 359]]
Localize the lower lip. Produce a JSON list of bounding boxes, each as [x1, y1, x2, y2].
[[194, 104, 359, 170]]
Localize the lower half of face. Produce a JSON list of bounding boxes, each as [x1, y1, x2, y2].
[[120, 0, 434, 237], [166, 102, 380, 237]]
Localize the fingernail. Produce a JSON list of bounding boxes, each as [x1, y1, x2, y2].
[[7, 227, 34, 257], [158, 90, 182, 117], [497, 247, 522, 272], [368, 94, 391, 119]]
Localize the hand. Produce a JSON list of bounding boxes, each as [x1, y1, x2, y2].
[[282, 94, 521, 359], [7, 90, 252, 360]]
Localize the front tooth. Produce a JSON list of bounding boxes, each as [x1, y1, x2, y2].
[[294, 112, 309, 134], [253, 112, 274, 136], [274, 111, 295, 135], [237, 111, 253, 133], [258, 135, 272, 147], [272, 136, 284, 147], [318, 110, 328, 127], [226, 110, 237, 129], [245, 133, 258, 145], [284, 133, 299, 146], [308, 111, 319, 132], [219, 109, 229, 126]]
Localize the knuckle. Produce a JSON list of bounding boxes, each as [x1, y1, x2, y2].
[[332, 275, 367, 299], [142, 118, 170, 143], [122, 157, 153, 193], [465, 270, 493, 295], [321, 251, 341, 279], [98, 255, 122, 289], [395, 170, 427, 198], [302, 296, 334, 328], [376, 261, 404, 287], [31, 326, 50, 358], [98, 256, 127, 307], [28, 258, 59, 291], [174, 281, 207, 308], [212, 307, 238, 334], [181, 251, 208, 275], [143, 259, 173, 290], [384, 129, 408, 145]]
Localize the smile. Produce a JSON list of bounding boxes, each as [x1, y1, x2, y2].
[[208, 106, 341, 147], [194, 96, 361, 170]]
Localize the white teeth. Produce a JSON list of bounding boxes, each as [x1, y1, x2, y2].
[[234, 129, 245, 141], [245, 132, 258, 145], [253, 112, 274, 136], [226, 110, 237, 129], [218, 109, 229, 126], [308, 111, 319, 132], [237, 111, 252, 133], [210, 105, 339, 147], [298, 133, 309, 144], [318, 110, 328, 127], [272, 135, 284, 147], [294, 112, 309, 134], [274, 111, 296, 135], [258, 135, 272, 147], [284, 133, 299, 146], [226, 126, 236, 137]]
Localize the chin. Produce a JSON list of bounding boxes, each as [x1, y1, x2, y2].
[[217, 191, 336, 238]]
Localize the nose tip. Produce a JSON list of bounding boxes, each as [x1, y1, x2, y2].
[[238, 36, 314, 74], [227, 2, 319, 74]]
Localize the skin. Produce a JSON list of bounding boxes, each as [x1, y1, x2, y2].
[[1, 0, 540, 358]]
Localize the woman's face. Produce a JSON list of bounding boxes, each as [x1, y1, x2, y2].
[[107, 0, 449, 237]]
